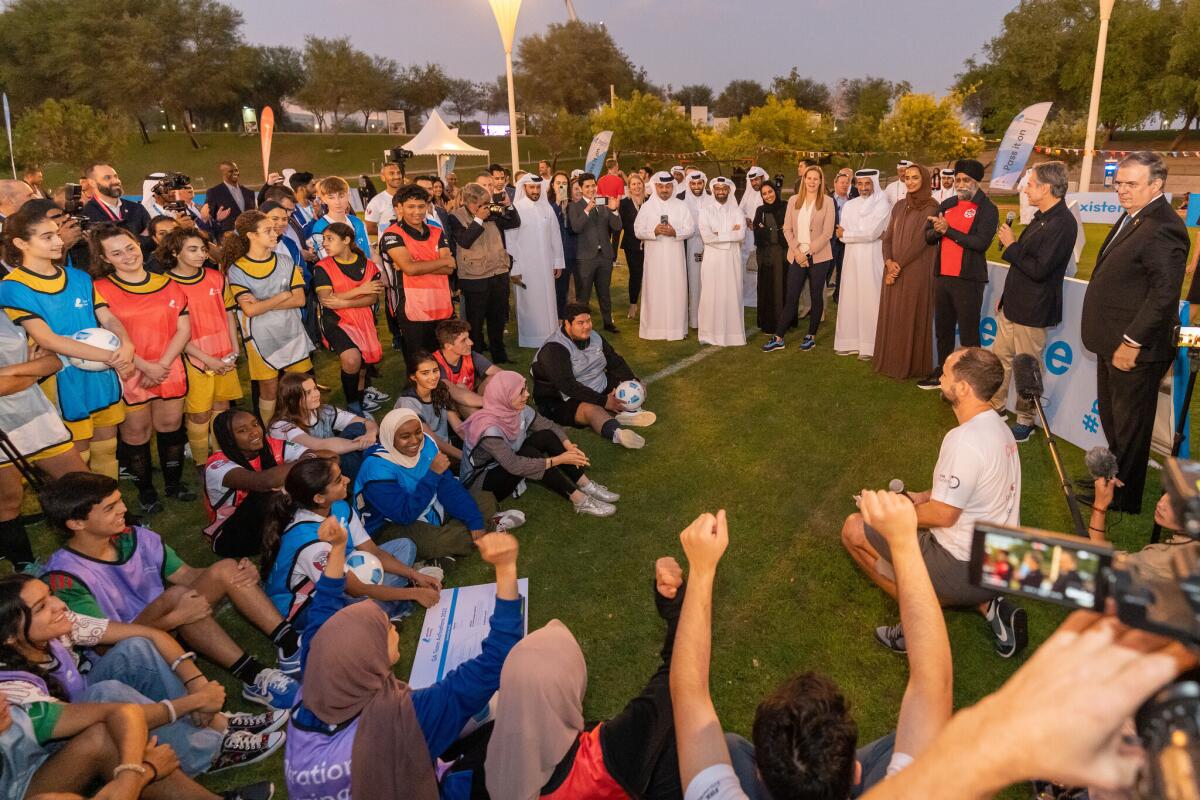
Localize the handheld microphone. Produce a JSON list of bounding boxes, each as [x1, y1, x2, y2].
[[1085, 447, 1119, 480], [998, 211, 1015, 250], [1012, 353, 1044, 401]]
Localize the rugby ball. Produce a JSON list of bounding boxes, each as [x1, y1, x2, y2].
[[68, 327, 120, 372], [346, 550, 384, 585], [615, 379, 645, 411]]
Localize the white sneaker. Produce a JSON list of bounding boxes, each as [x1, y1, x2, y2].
[[614, 429, 645, 449], [615, 410, 657, 427], [492, 509, 526, 531], [580, 481, 619, 503], [573, 494, 616, 517], [418, 565, 445, 583]]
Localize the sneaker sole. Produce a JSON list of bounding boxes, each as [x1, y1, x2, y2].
[[615, 431, 645, 449], [916, 383, 940, 391], [873, 629, 906, 654], [208, 735, 287, 775], [996, 606, 1029, 658], [241, 688, 272, 708], [616, 412, 656, 427], [227, 712, 290, 737]]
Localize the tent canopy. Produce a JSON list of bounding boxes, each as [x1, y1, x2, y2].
[[404, 110, 488, 157]]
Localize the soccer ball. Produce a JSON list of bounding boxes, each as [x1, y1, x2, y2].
[[346, 550, 384, 585], [615, 379, 645, 411], [68, 328, 120, 372]]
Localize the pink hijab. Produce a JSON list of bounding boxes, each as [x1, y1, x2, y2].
[[459, 370, 527, 447]]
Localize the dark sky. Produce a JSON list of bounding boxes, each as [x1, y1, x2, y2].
[[238, 0, 1015, 97]]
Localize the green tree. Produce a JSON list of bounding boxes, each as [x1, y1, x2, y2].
[[833, 76, 910, 152], [714, 80, 768, 119], [6, 99, 133, 167], [348, 55, 400, 130], [396, 63, 452, 127], [700, 95, 833, 176], [482, 76, 508, 126], [530, 107, 591, 167], [1159, 0, 1200, 147], [239, 45, 306, 130], [443, 78, 485, 125], [514, 21, 651, 115], [876, 93, 981, 163], [294, 36, 366, 133], [770, 69, 831, 113], [588, 91, 699, 157], [672, 84, 715, 109]]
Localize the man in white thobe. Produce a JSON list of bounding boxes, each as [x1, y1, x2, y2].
[[679, 169, 708, 328], [635, 172, 695, 341], [933, 168, 957, 203], [884, 159, 914, 205], [739, 166, 769, 308], [833, 169, 892, 359], [507, 174, 564, 348], [698, 176, 747, 346], [671, 165, 686, 187]]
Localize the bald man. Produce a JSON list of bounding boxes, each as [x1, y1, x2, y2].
[[0, 180, 34, 230]]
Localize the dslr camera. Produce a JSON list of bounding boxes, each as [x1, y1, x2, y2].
[[383, 147, 413, 166], [486, 193, 507, 217], [969, 457, 1200, 799], [61, 183, 91, 230], [153, 172, 191, 212]]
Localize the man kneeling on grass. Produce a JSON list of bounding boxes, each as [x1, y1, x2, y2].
[[531, 302, 656, 450], [840, 346, 1027, 658], [40, 472, 301, 711]]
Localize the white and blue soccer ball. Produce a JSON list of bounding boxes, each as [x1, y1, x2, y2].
[[615, 379, 646, 411], [68, 327, 121, 372], [346, 550, 384, 585]]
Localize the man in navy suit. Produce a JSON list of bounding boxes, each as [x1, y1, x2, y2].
[[81, 162, 151, 237], [202, 160, 256, 237], [1081, 152, 1190, 514]]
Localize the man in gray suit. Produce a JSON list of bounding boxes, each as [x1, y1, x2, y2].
[[569, 172, 623, 332]]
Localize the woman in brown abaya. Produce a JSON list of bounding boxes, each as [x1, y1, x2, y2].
[[874, 164, 939, 380]]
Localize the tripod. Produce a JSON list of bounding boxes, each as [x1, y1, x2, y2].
[[1150, 347, 1200, 544], [0, 425, 45, 491], [1022, 388, 1088, 537]]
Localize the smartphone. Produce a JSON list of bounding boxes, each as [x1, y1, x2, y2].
[[595, 196, 607, 207], [1178, 326, 1200, 348], [968, 523, 1113, 610], [660, 214, 669, 225]]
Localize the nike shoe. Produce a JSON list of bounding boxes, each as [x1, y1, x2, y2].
[[615, 410, 656, 427], [580, 481, 620, 503], [916, 375, 941, 390], [224, 709, 289, 736], [361, 397, 382, 413], [363, 386, 390, 403], [242, 668, 299, 710], [276, 643, 302, 678], [1011, 423, 1036, 443], [417, 564, 445, 583], [221, 781, 275, 800], [799, 335, 816, 351], [492, 509, 527, 531], [573, 495, 617, 517], [761, 337, 785, 353], [986, 596, 1028, 658], [209, 730, 286, 774], [614, 429, 645, 449], [874, 622, 907, 654]]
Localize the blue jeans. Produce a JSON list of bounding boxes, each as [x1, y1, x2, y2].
[[725, 729, 897, 799], [82, 637, 222, 777], [375, 537, 418, 620], [337, 421, 367, 481]]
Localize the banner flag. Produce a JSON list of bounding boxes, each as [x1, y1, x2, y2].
[[990, 102, 1053, 190], [260, 106, 275, 182], [584, 131, 613, 176]]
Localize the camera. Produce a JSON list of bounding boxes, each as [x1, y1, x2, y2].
[[969, 457, 1200, 799], [383, 147, 413, 166], [62, 183, 90, 230], [152, 172, 191, 212]]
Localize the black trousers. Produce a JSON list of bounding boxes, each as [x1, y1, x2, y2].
[[397, 315, 440, 370], [1097, 356, 1173, 514], [934, 276, 985, 370], [775, 259, 833, 338], [480, 430, 584, 500], [555, 259, 577, 318], [576, 255, 615, 325], [212, 491, 273, 558], [460, 274, 510, 362], [624, 247, 645, 305]]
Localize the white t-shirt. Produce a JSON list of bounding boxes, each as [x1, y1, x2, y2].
[[684, 765, 749, 800], [930, 410, 1022, 560], [364, 190, 397, 241], [204, 440, 308, 508], [269, 408, 358, 444]]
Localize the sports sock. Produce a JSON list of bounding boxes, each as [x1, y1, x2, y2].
[[340, 370, 361, 407], [270, 621, 300, 656], [230, 654, 268, 684], [89, 437, 118, 479], [601, 419, 621, 442], [125, 441, 157, 502], [156, 426, 187, 490], [258, 398, 276, 425], [0, 518, 34, 570], [186, 418, 211, 464]]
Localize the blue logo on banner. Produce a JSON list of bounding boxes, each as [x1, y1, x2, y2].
[[979, 316, 997, 347], [1044, 341, 1072, 375]]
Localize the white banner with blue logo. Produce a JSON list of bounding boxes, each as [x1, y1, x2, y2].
[[980, 262, 1190, 458], [989, 102, 1053, 191], [584, 130, 613, 177]]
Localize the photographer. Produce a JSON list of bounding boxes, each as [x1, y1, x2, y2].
[[446, 182, 521, 364], [991, 161, 1078, 443]]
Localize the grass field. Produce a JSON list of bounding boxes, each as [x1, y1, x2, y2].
[[10, 245, 1185, 799]]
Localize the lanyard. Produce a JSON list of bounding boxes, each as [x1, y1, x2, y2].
[[94, 198, 122, 222]]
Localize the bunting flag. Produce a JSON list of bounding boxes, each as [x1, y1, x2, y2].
[[1032, 144, 1200, 158]]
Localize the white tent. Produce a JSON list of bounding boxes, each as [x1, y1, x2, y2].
[[404, 110, 489, 179]]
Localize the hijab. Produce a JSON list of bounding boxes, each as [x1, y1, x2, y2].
[[304, 601, 438, 800], [758, 182, 786, 228], [459, 370, 527, 448], [485, 620, 588, 800], [377, 407, 433, 469], [904, 164, 935, 211]]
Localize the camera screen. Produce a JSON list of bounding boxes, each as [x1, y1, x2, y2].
[[975, 527, 1109, 609], [1179, 327, 1200, 348]]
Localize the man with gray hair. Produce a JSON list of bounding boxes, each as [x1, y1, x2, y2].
[[991, 160, 1078, 442]]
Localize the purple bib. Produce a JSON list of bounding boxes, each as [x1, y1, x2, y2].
[[42, 527, 166, 622], [285, 715, 359, 800], [45, 639, 86, 702]]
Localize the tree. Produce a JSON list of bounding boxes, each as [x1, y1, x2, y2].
[[713, 80, 767, 119], [1159, 0, 1200, 147], [293, 36, 364, 133], [833, 76, 910, 152], [770, 69, 831, 113], [672, 84, 715, 109], [443, 78, 484, 125], [700, 95, 833, 176], [396, 63, 452, 127], [1035, 110, 1092, 164], [482, 76, 508, 126], [876, 93, 981, 163], [7, 99, 133, 167], [240, 45, 306, 130], [588, 91, 699, 157], [348, 55, 400, 129], [530, 107, 591, 166], [513, 21, 651, 114]]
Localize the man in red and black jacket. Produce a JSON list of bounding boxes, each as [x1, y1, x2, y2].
[[918, 159, 999, 388]]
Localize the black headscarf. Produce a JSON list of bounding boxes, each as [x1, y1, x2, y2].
[[211, 409, 279, 471], [758, 183, 787, 227]]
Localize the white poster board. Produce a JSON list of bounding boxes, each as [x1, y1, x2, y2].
[[1068, 192, 1173, 224], [386, 110, 408, 136], [409, 579, 529, 689]]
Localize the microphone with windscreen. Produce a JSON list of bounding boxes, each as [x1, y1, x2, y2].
[[1085, 447, 1119, 480], [1012, 352, 1044, 400], [998, 211, 1015, 250]]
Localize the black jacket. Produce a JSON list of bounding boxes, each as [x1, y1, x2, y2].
[[998, 199, 1078, 328], [924, 189, 999, 283], [530, 334, 636, 406], [569, 199, 621, 261], [82, 197, 151, 237], [1082, 194, 1190, 363], [204, 182, 257, 237]]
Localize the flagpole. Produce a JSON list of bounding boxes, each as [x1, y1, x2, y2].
[[1078, 0, 1116, 193], [2, 94, 16, 179]]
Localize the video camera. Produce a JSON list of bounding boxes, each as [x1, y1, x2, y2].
[[969, 456, 1200, 799], [61, 183, 90, 230], [152, 172, 191, 212], [383, 147, 413, 167]]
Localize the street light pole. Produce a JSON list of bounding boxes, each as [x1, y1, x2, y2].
[[1079, 0, 1116, 193], [488, 0, 523, 176]]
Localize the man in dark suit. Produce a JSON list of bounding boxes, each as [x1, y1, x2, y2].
[[1082, 152, 1190, 514], [202, 160, 256, 238], [80, 162, 151, 237], [991, 160, 1078, 442], [569, 172, 622, 333]]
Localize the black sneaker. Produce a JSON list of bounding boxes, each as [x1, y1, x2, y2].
[[985, 597, 1028, 658], [225, 709, 289, 735], [210, 731, 286, 774], [164, 484, 197, 502], [222, 781, 275, 800], [916, 375, 941, 390], [138, 496, 163, 516], [604, 323, 620, 333]]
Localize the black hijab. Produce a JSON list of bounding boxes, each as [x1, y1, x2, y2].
[[757, 183, 786, 228]]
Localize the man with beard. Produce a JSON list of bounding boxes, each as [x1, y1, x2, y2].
[[841, 346, 1027, 658], [697, 177, 746, 346], [635, 172, 695, 341], [833, 169, 891, 359], [80, 162, 151, 238], [508, 174, 564, 347], [679, 169, 709, 328], [203, 161, 256, 238], [739, 166, 769, 309]]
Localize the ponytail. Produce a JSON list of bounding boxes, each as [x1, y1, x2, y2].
[[259, 456, 340, 580], [219, 210, 267, 269], [259, 491, 300, 581]]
